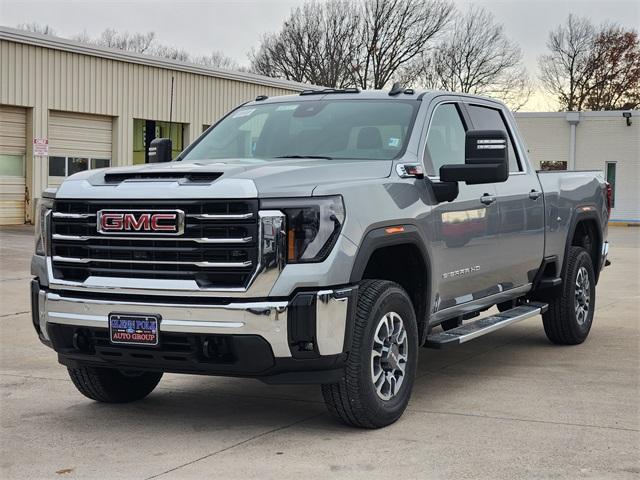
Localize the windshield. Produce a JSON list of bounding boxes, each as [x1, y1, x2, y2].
[[181, 100, 419, 162]]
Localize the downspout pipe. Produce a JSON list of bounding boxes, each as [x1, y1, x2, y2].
[[566, 112, 580, 170]]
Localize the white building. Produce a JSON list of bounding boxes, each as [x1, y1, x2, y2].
[[515, 111, 639, 224]]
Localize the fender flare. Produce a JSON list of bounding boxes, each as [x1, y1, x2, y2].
[[349, 224, 432, 283], [563, 206, 603, 282], [349, 224, 432, 342]]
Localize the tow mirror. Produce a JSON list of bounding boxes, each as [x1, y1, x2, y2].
[[148, 138, 173, 163], [439, 130, 509, 185]]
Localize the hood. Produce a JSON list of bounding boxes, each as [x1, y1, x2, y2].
[[55, 159, 392, 199]]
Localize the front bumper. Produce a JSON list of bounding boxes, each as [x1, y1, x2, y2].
[[31, 280, 357, 383]]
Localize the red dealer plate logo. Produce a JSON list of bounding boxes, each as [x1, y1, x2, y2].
[[97, 209, 185, 235]]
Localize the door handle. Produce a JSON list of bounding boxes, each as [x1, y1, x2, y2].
[[529, 190, 542, 200], [480, 194, 496, 205]]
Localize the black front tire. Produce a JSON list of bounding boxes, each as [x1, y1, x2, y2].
[[542, 246, 596, 345], [321, 280, 418, 428], [68, 366, 163, 403]]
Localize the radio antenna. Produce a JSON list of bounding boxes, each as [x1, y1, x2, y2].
[[169, 75, 175, 144]]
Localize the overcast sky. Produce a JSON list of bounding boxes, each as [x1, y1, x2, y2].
[[1, 0, 638, 110]]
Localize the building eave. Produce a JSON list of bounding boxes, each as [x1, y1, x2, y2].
[[0, 26, 318, 93]]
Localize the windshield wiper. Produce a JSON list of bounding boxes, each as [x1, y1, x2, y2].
[[275, 155, 333, 160]]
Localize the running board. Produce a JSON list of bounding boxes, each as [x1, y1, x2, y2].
[[425, 302, 548, 349]]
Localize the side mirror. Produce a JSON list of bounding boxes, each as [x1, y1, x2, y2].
[[148, 138, 173, 163], [439, 130, 509, 185]]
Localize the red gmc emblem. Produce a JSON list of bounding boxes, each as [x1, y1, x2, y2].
[[97, 210, 185, 235]]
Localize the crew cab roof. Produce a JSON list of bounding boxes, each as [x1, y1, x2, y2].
[[244, 88, 507, 110], [245, 88, 427, 106]]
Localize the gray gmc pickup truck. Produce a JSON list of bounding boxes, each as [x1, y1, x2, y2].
[[31, 88, 611, 428]]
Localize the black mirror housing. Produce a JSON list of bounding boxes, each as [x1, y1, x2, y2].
[[439, 130, 509, 185], [149, 138, 173, 163]]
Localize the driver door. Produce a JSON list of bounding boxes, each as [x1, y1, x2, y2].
[[423, 101, 502, 313]]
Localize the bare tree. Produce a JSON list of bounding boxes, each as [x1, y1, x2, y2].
[[193, 51, 239, 70], [16, 22, 56, 35], [410, 7, 531, 110], [250, 0, 360, 87], [538, 15, 598, 111], [250, 0, 452, 89], [539, 15, 639, 111], [354, 0, 453, 89], [74, 28, 236, 67], [17, 23, 240, 70], [70, 28, 156, 54], [148, 44, 190, 62], [584, 26, 640, 110]]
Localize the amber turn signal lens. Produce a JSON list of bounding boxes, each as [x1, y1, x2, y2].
[[384, 226, 405, 234], [287, 228, 296, 261]]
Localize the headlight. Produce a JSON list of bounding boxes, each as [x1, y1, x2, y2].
[[35, 197, 54, 256], [261, 196, 345, 263]]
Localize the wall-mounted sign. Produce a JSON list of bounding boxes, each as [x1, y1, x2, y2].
[[33, 138, 49, 156]]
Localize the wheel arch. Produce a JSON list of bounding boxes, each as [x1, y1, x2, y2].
[[564, 207, 603, 283], [350, 224, 432, 344]]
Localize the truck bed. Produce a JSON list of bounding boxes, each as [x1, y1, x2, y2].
[[537, 170, 608, 270]]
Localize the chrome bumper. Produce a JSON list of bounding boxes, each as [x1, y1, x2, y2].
[[601, 240, 610, 269], [37, 286, 356, 358]]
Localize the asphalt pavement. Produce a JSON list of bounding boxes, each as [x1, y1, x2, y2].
[[1, 225, 638, 479]]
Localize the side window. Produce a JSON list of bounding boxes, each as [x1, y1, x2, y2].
[[467, 105, 521, 172], [424, 103, 466, 176]]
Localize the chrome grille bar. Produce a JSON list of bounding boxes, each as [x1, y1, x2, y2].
[[52, 212, 95, 219], [52, 234, 253, 244], [52, 256, 252, 268], [188, 213, 254, 220]]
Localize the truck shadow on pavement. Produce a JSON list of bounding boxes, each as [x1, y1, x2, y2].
[[59, 324, 560, 433]]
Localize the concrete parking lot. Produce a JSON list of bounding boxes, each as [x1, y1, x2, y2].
[[1, 225, 638, 479]]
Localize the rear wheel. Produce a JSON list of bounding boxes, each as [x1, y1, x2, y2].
[[542, 246, 596, 345], [321, 280, 418, 428], [68, 366, 163, 403]]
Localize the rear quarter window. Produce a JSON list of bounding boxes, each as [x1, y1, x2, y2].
[[467, 105, 522, 172]]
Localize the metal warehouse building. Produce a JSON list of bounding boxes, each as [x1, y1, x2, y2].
[[1, 26, 638, 225], [0, 27, 305, 225]]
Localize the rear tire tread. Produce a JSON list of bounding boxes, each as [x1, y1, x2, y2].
[[542, 246, 595, 345]]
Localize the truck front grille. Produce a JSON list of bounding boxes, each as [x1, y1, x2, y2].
[[50, 199, 259, 288]]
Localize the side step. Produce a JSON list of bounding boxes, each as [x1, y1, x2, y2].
[[425, 302, 548, 349]]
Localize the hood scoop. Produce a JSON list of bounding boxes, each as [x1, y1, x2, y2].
[[104, 170, 223, 184]]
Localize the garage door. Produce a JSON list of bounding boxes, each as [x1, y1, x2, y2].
[[0, 105, 27, 225], [48, 111, 112, 187]]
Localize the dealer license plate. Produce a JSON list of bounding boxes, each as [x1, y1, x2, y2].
[[109, 313, 160, 346]]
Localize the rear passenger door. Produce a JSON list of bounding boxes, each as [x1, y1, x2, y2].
[[464, 102, 544, 290], [423, 101, 502, 312]]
